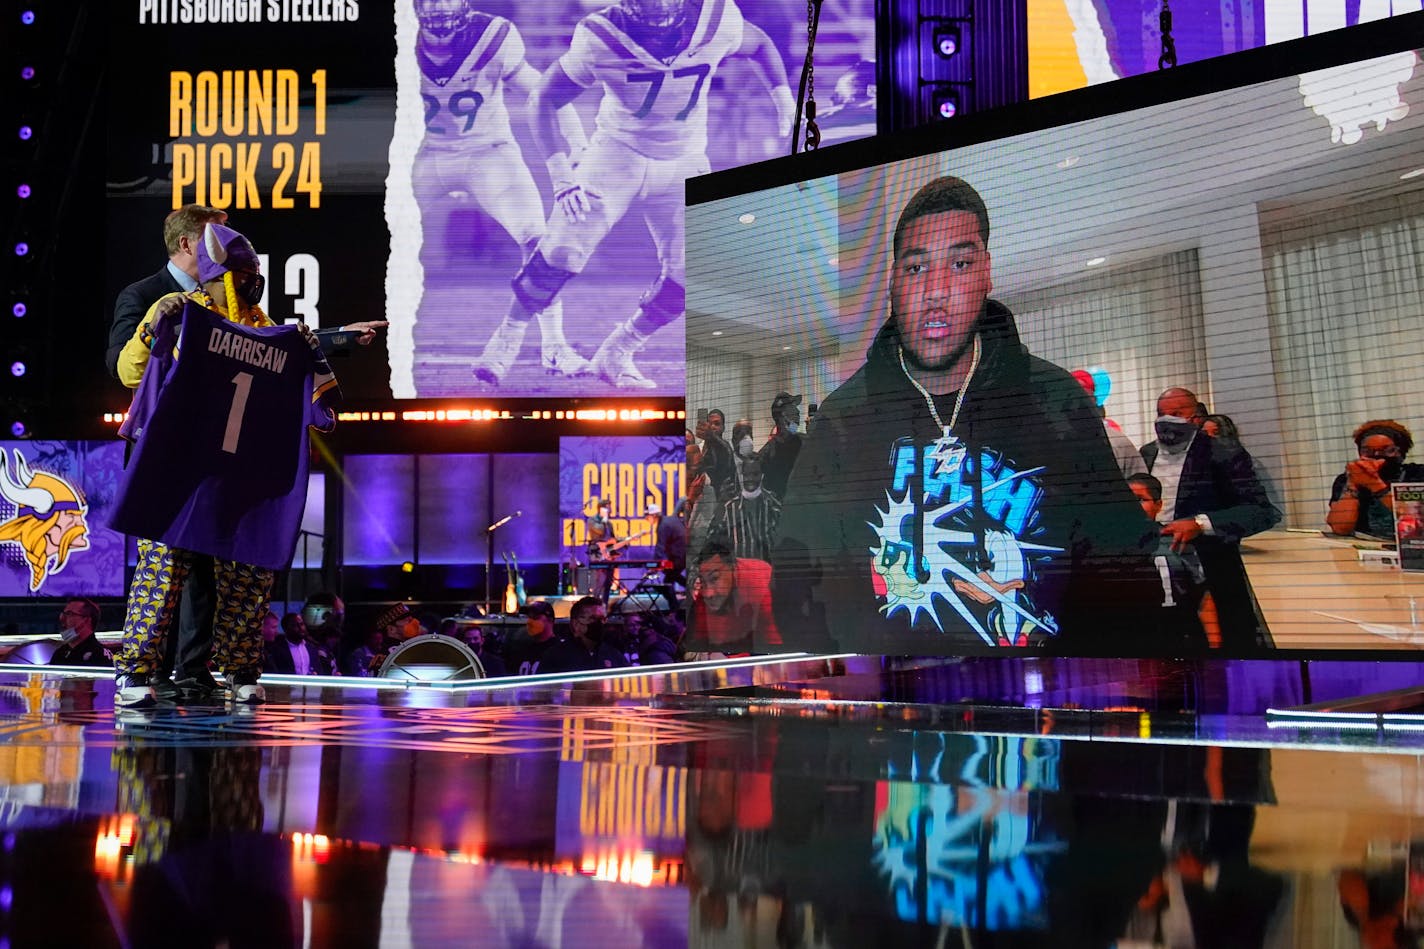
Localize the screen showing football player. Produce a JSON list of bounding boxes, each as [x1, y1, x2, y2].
[[471, 0, 796, 390], [414, 0, 590, 378], [767, 176, 1159, 656]]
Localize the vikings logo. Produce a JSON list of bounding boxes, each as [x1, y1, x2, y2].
[[0, 450, 90, 592]]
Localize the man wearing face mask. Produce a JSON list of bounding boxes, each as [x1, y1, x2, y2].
[[52, 599, 113, 667], [1141, 387, 1280, 650], [714, 458, 781, 562], [756, 392, 804, 502]]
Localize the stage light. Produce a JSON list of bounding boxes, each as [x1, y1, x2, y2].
[[20, 10, 35, 25], [933, 26, 960, 59], [400, 561, 415, 573], [19, 67, 34, 81], [8, 419, 28, 439], [10, 302, 25, 318], [16, 184, 30, 199], [17, 126, 32, 141], [13, 243, 28, 258], [935, 94, 959, 119], [10, 362, 26, 378]]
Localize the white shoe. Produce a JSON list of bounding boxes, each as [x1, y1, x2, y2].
[[115, 674, 158, 709], [540, 343, 591, 377], [229, 677, 266, 704], [472, 319, 529, 385], [590, 323, 657, 390]]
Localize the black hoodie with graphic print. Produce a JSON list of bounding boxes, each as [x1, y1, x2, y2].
[[767, 300, 1161, 656]]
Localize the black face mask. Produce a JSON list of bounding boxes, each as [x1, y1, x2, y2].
[[1155, 416, 1196, 452], [237, 273, 265, 307], [1381, 458, 1405, 482]]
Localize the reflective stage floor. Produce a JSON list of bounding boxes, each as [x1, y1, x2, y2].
[[1, 656, 1423, 947]]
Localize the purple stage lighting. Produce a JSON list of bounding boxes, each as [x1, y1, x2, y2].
[[20, 67, 34, 81], [10, 362, 26, 378], [16, 184, 30, 199], [8, 420, 27, 438], [18, 126, 32, 141], [10, 303, 24, 318], [13, 243, 28, 257], [20, 10, 35, 25]]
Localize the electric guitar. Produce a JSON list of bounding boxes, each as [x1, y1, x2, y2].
[[591, 529, 651, 558], [502, 551, 526, 613]]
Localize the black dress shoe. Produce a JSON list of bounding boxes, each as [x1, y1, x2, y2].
[[172, 667, 222, 701], [150, 673, 180, 701]]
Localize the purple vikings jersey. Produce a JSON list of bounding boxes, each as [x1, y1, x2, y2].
[[109, 303, 339, 569]]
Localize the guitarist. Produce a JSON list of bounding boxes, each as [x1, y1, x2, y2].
[[585, 497, 618, 602]]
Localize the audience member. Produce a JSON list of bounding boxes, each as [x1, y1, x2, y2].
[[730, 419, 757, 488], [260, 611, 281, 652], [51, 599, 112, 667], [264, 612, 336, 675], [1072, 369, 1147, 479], [626, 612, 678, 667], [693, 409, 737, 503], [342, 627, 385, 677], [1141, 386, 1280, 650], [1327, 419, 1424, 538], [685, 543, 779, 657], [461, 623, 507, 677], [507, 601, 561, 676], [756, 391, 804, 501], [715, 459, 781, 562], [1201, 414, 1240, 444], [1128, 473, 1221, 648], [541, 597, 627, 673]]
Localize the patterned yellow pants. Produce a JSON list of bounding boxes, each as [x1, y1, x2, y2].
[[116, 539, 272, 679]]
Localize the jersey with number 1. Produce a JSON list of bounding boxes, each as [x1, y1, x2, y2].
[[561, 0, 747, 161], [418, 13, 524, 151], [108, 302, 339, 570]]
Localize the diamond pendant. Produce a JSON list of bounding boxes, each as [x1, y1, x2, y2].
[[927, 427, 965, 480]]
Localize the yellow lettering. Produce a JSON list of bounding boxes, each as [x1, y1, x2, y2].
[[195, 71, 219, 136], [618, 464, 636, 516], [220, 71, 244, 136], [248, 69, 273, 135], [276, 69, 299, 134], [235, 142, 261, 209], [169, 72, 193, 137], [208, 143, 232, 207], [172, 144, 196, 207], [312, 68, 326, 135], [296, 142, 321, 208], [271, 142, 295, 209]]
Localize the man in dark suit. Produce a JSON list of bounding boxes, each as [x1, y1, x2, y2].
[[1141, 387, 1280, 651], [264, 612, 336, 676]]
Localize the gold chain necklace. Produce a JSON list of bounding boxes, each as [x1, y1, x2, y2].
[[898, 334, 981, 438]]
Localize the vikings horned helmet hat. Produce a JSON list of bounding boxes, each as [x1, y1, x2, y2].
[[196, 222, 261, 284]]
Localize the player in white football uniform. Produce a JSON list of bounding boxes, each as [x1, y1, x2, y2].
[[471, 0, 796, 389], [414, 0, 591, 376]]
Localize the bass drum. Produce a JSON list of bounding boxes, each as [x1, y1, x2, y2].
[[378, 634, 486, 682]]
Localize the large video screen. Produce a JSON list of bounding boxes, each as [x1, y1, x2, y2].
[[0, 441, 127, 598], [1028, 0, 1421, 98], [103, 0, 874, 402], [686, 17, 1424, 657]]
